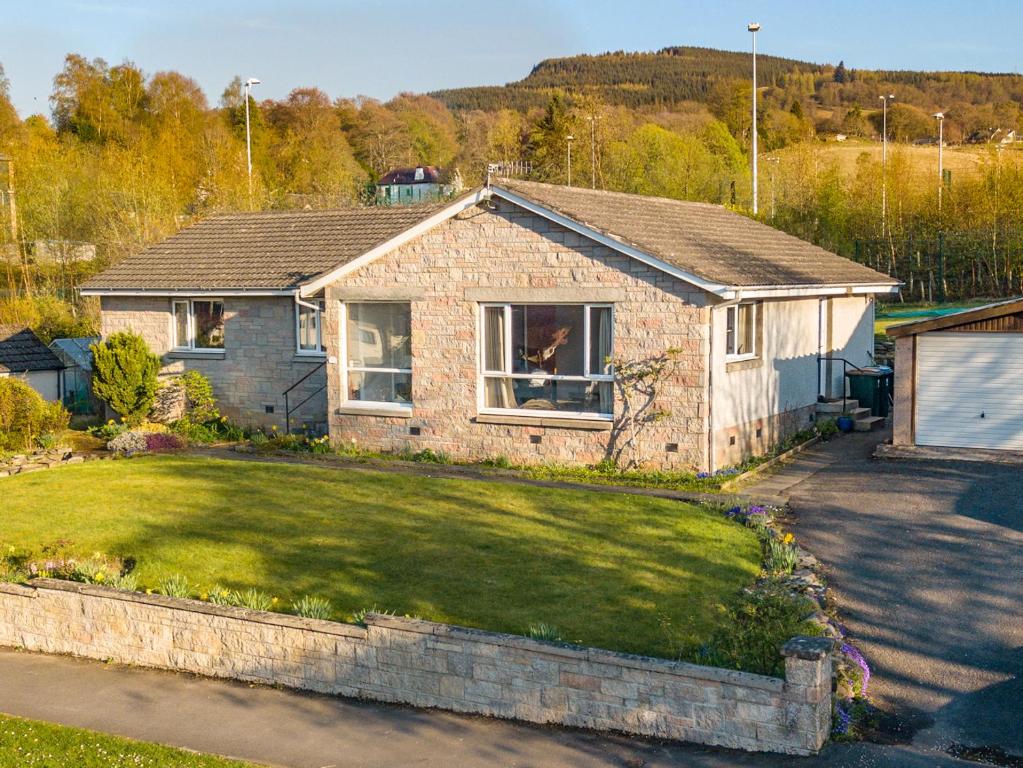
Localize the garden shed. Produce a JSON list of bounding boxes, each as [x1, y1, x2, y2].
[[0, 325, 65, 402], [889, 297, 1023, 451]]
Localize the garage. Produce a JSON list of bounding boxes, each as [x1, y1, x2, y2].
[[889, 298, 1023, 452]]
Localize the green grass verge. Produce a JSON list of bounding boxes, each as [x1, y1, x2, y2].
[[0, 455, 760, 658], [0, 714, 255, 767]]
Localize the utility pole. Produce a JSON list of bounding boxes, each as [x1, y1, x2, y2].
[[244, 77, 261, 199], [748, 23, 761, 215], [567, 134, 574, 187], [586, 116, 599, 189], [879, 94, 895, 238]]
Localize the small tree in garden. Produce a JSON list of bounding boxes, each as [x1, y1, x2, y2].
[[0, 378, 70, 450], [605, 347, 683, 469], [90, 332, 161, 425]]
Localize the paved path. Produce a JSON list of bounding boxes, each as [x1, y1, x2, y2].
[[748, 430, 1023, 761], [0, 648, 964, 767]]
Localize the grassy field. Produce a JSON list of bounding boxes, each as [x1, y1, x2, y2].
[[0, 456, 760, 658], [0, 714, 254, 767]]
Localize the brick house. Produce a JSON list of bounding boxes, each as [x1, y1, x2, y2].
[[82, 180, 897, 470]]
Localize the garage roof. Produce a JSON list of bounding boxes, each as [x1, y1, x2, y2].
[[0, 326, 65, 373], [887, 297, 1023, 337]]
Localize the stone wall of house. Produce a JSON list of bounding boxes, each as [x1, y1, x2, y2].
[[100, 296, 326, 431], [0, 579, 833, 755], [323, 199, 711, 469]]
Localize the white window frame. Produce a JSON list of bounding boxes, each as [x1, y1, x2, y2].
[[171, 298, 225, 353], [478, 303, 615, 421], [339, 301, 413, 413], [295, 298, 326, 356], [725, 302, 758, 361]]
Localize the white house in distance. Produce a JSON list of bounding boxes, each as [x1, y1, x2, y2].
[[376, 166, 454, 205]]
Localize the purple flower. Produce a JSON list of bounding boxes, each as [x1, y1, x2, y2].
[[747, 505, 767, 515], [696, 471, 710, 479], [725, 506, 742, 517], [841, 643, 871, 695], [832, 701, 852, 735]]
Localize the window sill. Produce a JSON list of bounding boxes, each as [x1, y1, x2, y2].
[[336, 405, 413, 419], [725, 355, 762, 372], [293, 352, 327, 363], [474, 412, 613, 431], [166, 350, 226, 360]]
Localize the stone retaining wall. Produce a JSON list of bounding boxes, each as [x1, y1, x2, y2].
[[0, 450, 107, 477], [0, 579, 833, 755]]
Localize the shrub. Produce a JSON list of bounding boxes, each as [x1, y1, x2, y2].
[[108, 429, 148, 455], [90, 332, 161, 425], [0, 378, 70, 451], [527, 622, 563, 642], [293, 595, 332, 620], [144, 432, 185, 452], [88, 419, 129, 442], [686, 582, 819, 677], [158, 573, 191, 598], [817, 418, 840, 439], [180, 370, 219, 423]]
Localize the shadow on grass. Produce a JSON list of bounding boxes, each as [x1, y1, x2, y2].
[[3, 455, 761, 658]]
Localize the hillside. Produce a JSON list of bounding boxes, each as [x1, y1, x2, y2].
[[432, 46, 822, 111], [432, 46, 1023, 132]]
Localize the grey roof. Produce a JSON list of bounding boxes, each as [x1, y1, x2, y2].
[[0, 326, 65, 373], [82, 201, 460, 292], [50, 337, 99, 370], [494, 179, 898, 288]]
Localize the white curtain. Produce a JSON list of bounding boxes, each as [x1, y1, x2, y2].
[[484, 307, 515, 408]]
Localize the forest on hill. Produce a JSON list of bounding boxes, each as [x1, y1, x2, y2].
[[0, 47, 1021, 341]]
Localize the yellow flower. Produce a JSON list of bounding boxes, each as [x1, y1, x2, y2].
[[200, 592, 209, 601], [782, 533, 794, 544], [271, 597, 279, 605]]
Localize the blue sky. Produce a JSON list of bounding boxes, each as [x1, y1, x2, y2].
[[4, 0, 1020, 117]]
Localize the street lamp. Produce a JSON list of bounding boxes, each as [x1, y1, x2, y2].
[[879, 93, 895, 238], [748, 23, 761, 215], [566, 134, 575, 187], [244, 77, 261, 193], [933, 112, 944, 213]]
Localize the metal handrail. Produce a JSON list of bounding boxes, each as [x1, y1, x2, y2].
[[284, 359, 327, 433], [817, 355, 862, 414]]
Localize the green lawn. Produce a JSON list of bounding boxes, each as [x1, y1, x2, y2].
[[0, 714, 255, 767], [0, 456, 760, 657]]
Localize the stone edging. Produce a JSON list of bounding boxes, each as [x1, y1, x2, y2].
[[0, 578, 834, 755], [0, 450, 110, 477], [719, 435, 823, 492]]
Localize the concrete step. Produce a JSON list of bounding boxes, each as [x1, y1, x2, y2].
[[816, 399, 860, 414], [853, 415, 886, 432], [848, 407, 872, 420]]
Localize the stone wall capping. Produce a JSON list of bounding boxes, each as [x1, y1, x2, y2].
[[336, 406, 413, 419], [29, 579, 368, 639], [0, 582, 36, 598], [782, 636, 836, 661]]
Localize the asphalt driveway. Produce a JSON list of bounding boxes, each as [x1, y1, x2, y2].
[[774, 430, 1023, 761]]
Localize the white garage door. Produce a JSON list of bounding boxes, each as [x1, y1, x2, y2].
[[916, 332, 1023, 450]]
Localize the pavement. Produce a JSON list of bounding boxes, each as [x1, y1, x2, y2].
[[0, 430, 1019, 767]]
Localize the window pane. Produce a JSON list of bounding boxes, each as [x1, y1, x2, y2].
[[726, 307, 736, 355], [484, 375, 611, 415], [173, 302, 189, 348], [348, 371, 412, 405], [515, 305, 584, 376], [589, 306, 612, 375], [298, 303, 321, 351], [483, 307, 506, 372], [193, 301, 225, 349], [737, 304, 754, 355], [347, 303, 411, 369]]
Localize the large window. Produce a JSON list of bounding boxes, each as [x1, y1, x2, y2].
[[296, 299, 325, 354], [172, 299, 225, 351], [725, 303, 757, 360], [343, 303, 412, 408], [481, 303, 613, 418]]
